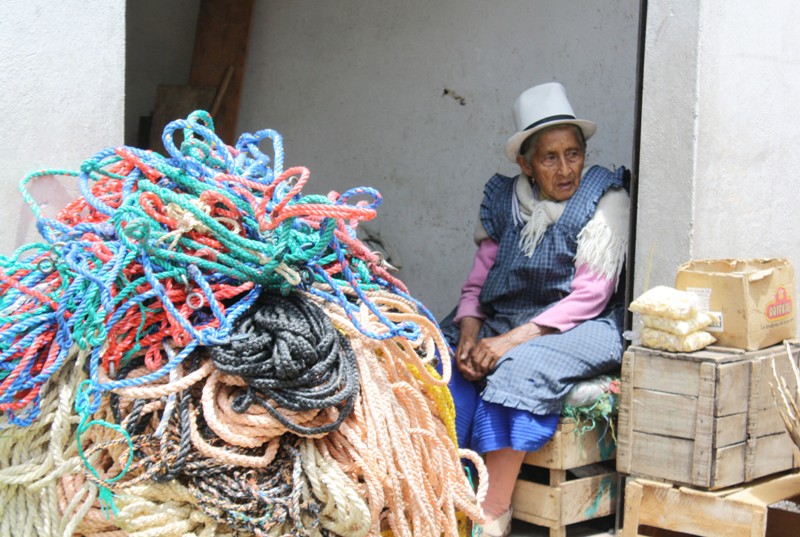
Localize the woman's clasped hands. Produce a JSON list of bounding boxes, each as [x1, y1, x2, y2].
[[455, 317, 552, 381]]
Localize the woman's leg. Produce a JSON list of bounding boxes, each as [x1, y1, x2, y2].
[[482, 447, 526, 519]]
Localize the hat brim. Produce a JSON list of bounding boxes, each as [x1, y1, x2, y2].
[[505, 119, 597, 163]]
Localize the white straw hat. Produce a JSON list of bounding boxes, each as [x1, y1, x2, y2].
[[505, 82, 596, 162]]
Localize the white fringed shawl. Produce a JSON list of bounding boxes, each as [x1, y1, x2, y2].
[[474, 173, 630, 282]]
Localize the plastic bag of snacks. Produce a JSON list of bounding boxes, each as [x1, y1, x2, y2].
[[629, 286, 716, 352], [628, 285, 701, 320], [640, 326, 716, 353]]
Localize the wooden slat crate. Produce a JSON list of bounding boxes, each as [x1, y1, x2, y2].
[[512, 418, 618, 537], [621, 473, 800, 537], [618, 341, 800, 490]]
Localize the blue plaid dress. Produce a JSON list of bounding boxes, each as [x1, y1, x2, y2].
[[441, 165, 626, 453]]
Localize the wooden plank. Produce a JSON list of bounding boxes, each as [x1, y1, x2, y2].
[[627, 432, 694, 484], [713, 442, 747, 490], [561, 471, 618, 525], [511, 480, 559, 527], [631, 389, 697, 439], [727, 471, 800, 505], [746, 359, 762, 483], [635, 480, 763, 536], [622, 478, 644, 537], [624, 474, 800, 537], [627, 344, 746, 364], [618, 350, 636, 474], [550, 468, 567, 487], [632, 352, 701, 396], [716, 413, 748, 447], [624, 432, 797, 490], [189, 0, 255, 144], [716, 360, 750, 416], [747, 408, 788, 439], [693, 362, 717, 487], [513, 468, 617, 531], [148, 84, 217, 155], [748, 435, 798, 485], [524, 419, 616, 469]]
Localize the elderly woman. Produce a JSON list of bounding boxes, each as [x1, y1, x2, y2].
[[441, 82, 629, 537]]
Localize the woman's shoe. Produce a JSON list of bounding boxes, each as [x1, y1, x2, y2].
[[474, 508, 513, 537]]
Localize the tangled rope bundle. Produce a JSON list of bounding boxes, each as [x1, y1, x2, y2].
[[208, 292, 359, 437], [0, 111, 486, 536]]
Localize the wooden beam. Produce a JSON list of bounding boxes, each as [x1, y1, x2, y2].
[[189, 0, 255, 144]]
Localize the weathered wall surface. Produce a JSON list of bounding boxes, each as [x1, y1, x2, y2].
[[237, 0, 640, 317], [0, 1, 125, 253]]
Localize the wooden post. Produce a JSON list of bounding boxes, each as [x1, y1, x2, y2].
[[189, 0, 255, 143]]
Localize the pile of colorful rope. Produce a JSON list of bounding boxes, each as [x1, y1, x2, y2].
[[0, 111, 486, 536]]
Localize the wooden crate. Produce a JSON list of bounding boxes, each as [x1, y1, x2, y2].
[[512, 419, 618, 537], [618, 342, 800, 490], [622, 473, 800, 537]]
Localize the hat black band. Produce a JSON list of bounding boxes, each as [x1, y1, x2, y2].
[[524, 114, 576, 132]]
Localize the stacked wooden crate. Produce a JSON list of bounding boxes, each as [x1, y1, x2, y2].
[[618, 341, 800, 536], [511, 418, 618, 537]]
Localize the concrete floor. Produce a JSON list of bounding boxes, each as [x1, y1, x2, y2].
[[507, 515, 618, 537]]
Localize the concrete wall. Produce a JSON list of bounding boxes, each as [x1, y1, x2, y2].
[[2, 1, 638, 321], [635, 0, 800, 310], [238, 0, 641, 318], [0, 1, 125, 253]]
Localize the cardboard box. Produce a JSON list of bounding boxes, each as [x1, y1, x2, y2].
[[617, 342, 800, 490], [675, 258, 797, 351]]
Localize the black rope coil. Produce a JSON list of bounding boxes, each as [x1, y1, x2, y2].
[[208, 291, 359, 436]]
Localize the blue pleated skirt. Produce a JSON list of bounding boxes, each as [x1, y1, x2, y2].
[[448, 357, 560, 453], [442, 307, 624, 454]]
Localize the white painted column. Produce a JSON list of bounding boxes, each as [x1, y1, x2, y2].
[[0, 0, 125, 254], [634, 0, 800, 333]]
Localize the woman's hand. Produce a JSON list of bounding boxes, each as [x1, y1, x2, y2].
[[469, 323, 553, 379], [455, 317, 483, 381]]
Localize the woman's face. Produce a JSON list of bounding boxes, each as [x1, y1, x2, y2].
[[516, 125, 585, 201]]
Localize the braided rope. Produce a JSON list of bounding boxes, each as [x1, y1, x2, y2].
[[207, 291, 359, 437], [1, 111, 413, 428], [310, 292, 487, 535], [299, 438, 371, 536], [1, 111, 485, 536], [111, 481, 238, 536], [0, 346, 104, 536]]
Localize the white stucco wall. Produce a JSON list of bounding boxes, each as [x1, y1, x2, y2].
[[238, 0, 640, 318], [634, 1, 699, 291], [0, 1, 126, 255], [635, 0, 800, 309]]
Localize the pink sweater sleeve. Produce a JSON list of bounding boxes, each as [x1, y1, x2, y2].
[[531, 264, 617, 333], [454, 242, 617, 332], [454, 239, 498, 324]]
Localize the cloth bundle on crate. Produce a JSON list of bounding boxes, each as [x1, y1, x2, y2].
[[0, 111, 486, 537], [628, 285, 716, 352], [562, 374, 621, 440]]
